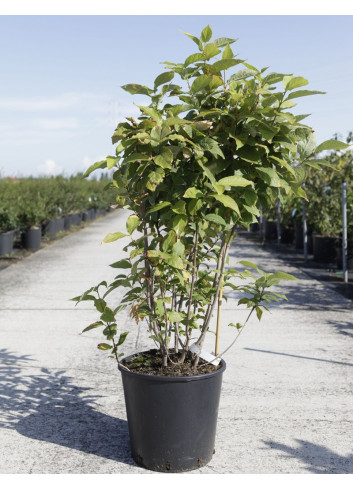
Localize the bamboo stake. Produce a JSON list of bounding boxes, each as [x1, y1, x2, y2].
[[215, 283, 223, 356]]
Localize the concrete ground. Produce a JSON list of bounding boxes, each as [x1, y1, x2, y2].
[[0, 209, 352, 474]]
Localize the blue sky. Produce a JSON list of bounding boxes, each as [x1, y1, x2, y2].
[[1, 15, 353, 177]]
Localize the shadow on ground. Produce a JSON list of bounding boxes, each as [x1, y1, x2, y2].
[[0, 348, 136, 467], [263, 438, 353, 473], [227, 237, 352, 314]]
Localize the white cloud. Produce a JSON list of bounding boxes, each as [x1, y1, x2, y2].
[[37, 159, 63, 176]]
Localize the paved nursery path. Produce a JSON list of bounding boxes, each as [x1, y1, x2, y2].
[[0, 209, 352, 474]]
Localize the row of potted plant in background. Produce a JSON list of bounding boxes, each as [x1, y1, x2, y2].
[[257, 134, 353, 268], [0, 173, 116, 255]]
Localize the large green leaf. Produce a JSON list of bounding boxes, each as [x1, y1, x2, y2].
[[214, 37, 238, 47], [183, 187, 204, 198], [121, 84, 153, 95], [184, 52, 204, 67], [211, 59, 242, 73], [154, 71, 174, 89], [212, 194, 240, 215], [255, 167, 281, 187], [315, 140, 349, 153], [203, 42, 221, 60], [83, 160, 107, 178], [102, 232, 128, 243], [110, 259, 131, 269], [284, 76, 309, 91], [201, 25, 212, 43], [147, 201, 171, 214], [217, 175, 253, 188], [205, 213, 227, 226], [191, 75, 212, 93], [173, 214, 187, 235], [126, 215, 140, 235], [286, 90, 326, 100]]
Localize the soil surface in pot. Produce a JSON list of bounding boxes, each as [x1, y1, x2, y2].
[[123, 349, 221, 377]]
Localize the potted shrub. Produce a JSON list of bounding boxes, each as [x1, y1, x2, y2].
[[73, 26, 348, 472], [17, 185, 47, 251], [0, 205, 18, 255]]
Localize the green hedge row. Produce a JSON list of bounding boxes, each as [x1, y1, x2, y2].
[[0, 174, 117, 233]]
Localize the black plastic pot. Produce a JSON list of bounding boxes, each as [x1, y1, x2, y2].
[[64, 215, 72, 230], [119, 352, 226, 473], [313, 235, 337, 264], [265, 220, 277, 240], [42, 219, 58, 237], [57, 217, 65, 233], [70, 213, 82, 227], [0, 230, 15, 255], [22, 228, 41, 250], [281, 226, 294, 245]]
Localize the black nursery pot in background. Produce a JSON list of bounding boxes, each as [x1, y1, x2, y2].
[[119, 353, 226, 473], [22, 228, 41, 251], [313, 235, 337, 264], [0, 230, 15, 256]]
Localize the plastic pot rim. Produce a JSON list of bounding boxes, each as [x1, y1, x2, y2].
[[118, 350, 226, 383]]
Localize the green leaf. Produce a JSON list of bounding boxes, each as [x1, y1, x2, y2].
[[126, 215, 140, 235], [106, 156, 118, 169], [154, 147, 174, 169], [171, 201, 186, 215], [117, 331, 129, 346], [198, 137, 224, 159], [183, 187, 204, 198], [184, 52, 204, 66], [83, 160, 107, 178], [243, 205, 260, 216], [203, 42, 221, 60], [154, 71, 174, 89], [81, 321, 104, 333], [237, 146, 263, 163], [286, 90, 326, 100], [97, 343, 112, 351], [256, 167, 281, 187], [315, 139, 349, 152], [297, 131, 317, 160], [102, 232, 128, 243], [94, 298, 106, 313], [256, 307, 263, 321], [211, 59, 242, 73], [191, 75, 212, 93], [201, 25, 212, 43], [110, 259, 131, 269], [269, 156, 296, 176], [217, 175, 254, 188], [173, 214, 187, 235], [172, 240, 185, 257], [168, 310, 185, 322], [238, 260, 260, 272], [284, 76, 309, 91], [212, 194, 240, 215], [222, 44, 234, 59], [123, 153, 150, 164], [121, 84, 153, 95], [147, 201, 171, 214], [228, 69, 257, 82], [162, 230, 177, 252], [214, 37, 238, 47], [100, 307, 115, 323], [205, 213, 227, 226], [137, 105, 162, 123], [182, 31, 203, 50]]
